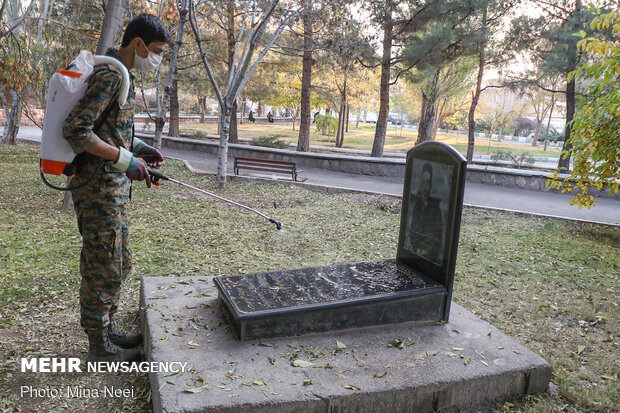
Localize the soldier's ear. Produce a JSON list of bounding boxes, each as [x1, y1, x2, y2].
[[131, 37, 143, 52]]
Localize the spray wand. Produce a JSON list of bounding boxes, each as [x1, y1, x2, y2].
[[148, 170, 283, 231]]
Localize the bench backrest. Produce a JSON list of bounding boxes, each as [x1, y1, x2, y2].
[[235, 157, 295, 168]]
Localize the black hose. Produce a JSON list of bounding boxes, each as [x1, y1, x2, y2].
[[40, 161, 106, 191]]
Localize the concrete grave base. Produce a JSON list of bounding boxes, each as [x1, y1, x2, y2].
[[141, 276, 551, 413]]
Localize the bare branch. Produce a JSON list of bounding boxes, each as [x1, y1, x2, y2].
[[229, 0, 280, 99], [229, 0, 251, 87], [531, 0, 571, 15], [22, 100, 42, 129], [233, 5, 303, 102], [0, 0, 6, 20], [189, 0, 224, 107]]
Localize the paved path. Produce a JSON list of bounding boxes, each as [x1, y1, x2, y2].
[[8, 126, 619, 226], [162, 146, 619, 226]]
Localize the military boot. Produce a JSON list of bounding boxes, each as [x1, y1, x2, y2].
[[107, 315, 143, 349], [86, 328, 141, 362]]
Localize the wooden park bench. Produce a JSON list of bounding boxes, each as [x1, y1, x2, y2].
[[234, 157, 301, 181]]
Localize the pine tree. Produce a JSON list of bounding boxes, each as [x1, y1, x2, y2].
[[402, 0, 486, 144], [510, 0, 616, 171]]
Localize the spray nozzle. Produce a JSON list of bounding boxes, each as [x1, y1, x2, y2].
[[269, 218, 283, 231]]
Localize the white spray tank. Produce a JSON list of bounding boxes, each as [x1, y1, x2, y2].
[[40, 50, 130, 176]]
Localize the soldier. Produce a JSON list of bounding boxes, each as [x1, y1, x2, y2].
[[63, 14, 169, 362]]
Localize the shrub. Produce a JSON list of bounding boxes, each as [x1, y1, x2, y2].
[[514, 117, 537, 137], [538, 128, 562, 143], [189, 130, 208, 139], [251, 135, 289, 149], [315, 114, 338, 136]]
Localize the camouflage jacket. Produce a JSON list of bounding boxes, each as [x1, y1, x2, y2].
[[62, 48, 136, 193]]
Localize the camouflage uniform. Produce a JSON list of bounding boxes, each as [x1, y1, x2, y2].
[[62, 49, 136, 330]]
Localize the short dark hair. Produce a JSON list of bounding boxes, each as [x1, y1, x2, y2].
[[121, 13, 170, 47]]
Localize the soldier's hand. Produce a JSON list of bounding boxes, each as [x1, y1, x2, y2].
[[126, 157, 152, 188], [134, 141, 164, 168]]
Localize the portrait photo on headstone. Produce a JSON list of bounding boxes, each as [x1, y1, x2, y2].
[[402, 160, 453, 265]]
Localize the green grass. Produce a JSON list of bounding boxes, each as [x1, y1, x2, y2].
[[178, 122, 562, 158], [1, 144, 618, 412]]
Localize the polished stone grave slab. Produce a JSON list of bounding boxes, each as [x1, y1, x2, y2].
[[215, 142, 468, 340], [214, 259, 446, 340], [141, 276, 552, 413]]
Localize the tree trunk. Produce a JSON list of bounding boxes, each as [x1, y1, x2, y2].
[[558, 0, 581, 172], [95, 0, 124, 54], [239, 97, 244, 125], [216, 104, 231, 188], [153, 117, 166, 148], [467, 6, 487, 163], [36, 0, 54, 43], [168, 77, 180, 137], [355, 108, 361, 128], [297, 5, 313, 152], [229, 100, 238, 143], [371, 14, 392, 157], [559, 79, 575, 171], [199, 96, 205, 122], [532, 118, 541, 147], [543, 95, 556, 152], [154, 0, 188, 149], [336, 102, 345, 148], [1, 89, 22, 145], [433, 99, 446, 140], [225, 1, 238, 144], [416, 69, 439, 144], [336, 79, 347, 148], [345, 104, 349, 133]]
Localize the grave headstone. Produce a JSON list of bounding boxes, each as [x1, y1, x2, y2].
[[397, 141, 467, 321], [214, 141, 467, 340]]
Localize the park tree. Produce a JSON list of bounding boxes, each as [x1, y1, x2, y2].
[[1, 0, 43, 145], [402, 1, 486, 145], [242, 63, 279, 117], [415, 55, 477, 142], [524, 85, 554, 147], [549, 9, 619, 208], [389, 77, 421, 126], [363, 0, 443, 157], [296, 0, 317, 151], [190, 0, 301, 187], [541, 77, 561, 151], [96, 0, 125, 55], [1, 0, 102, 145], [264, 69, 302, 130], [150, 0, 189, 149], [191, 0, 277, 143], [511, 0, 616, 171], [347, 65, 381, 129], [465, 0, 520, 163], [323, 9, 366, 148]]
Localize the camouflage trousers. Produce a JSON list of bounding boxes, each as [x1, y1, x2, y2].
[[72, 168, 131, 330]]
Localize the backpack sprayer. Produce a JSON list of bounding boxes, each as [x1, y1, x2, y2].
[[148, 169, 283, 231], [40, 50, 130, 190], [39, 51, 282, 230]]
